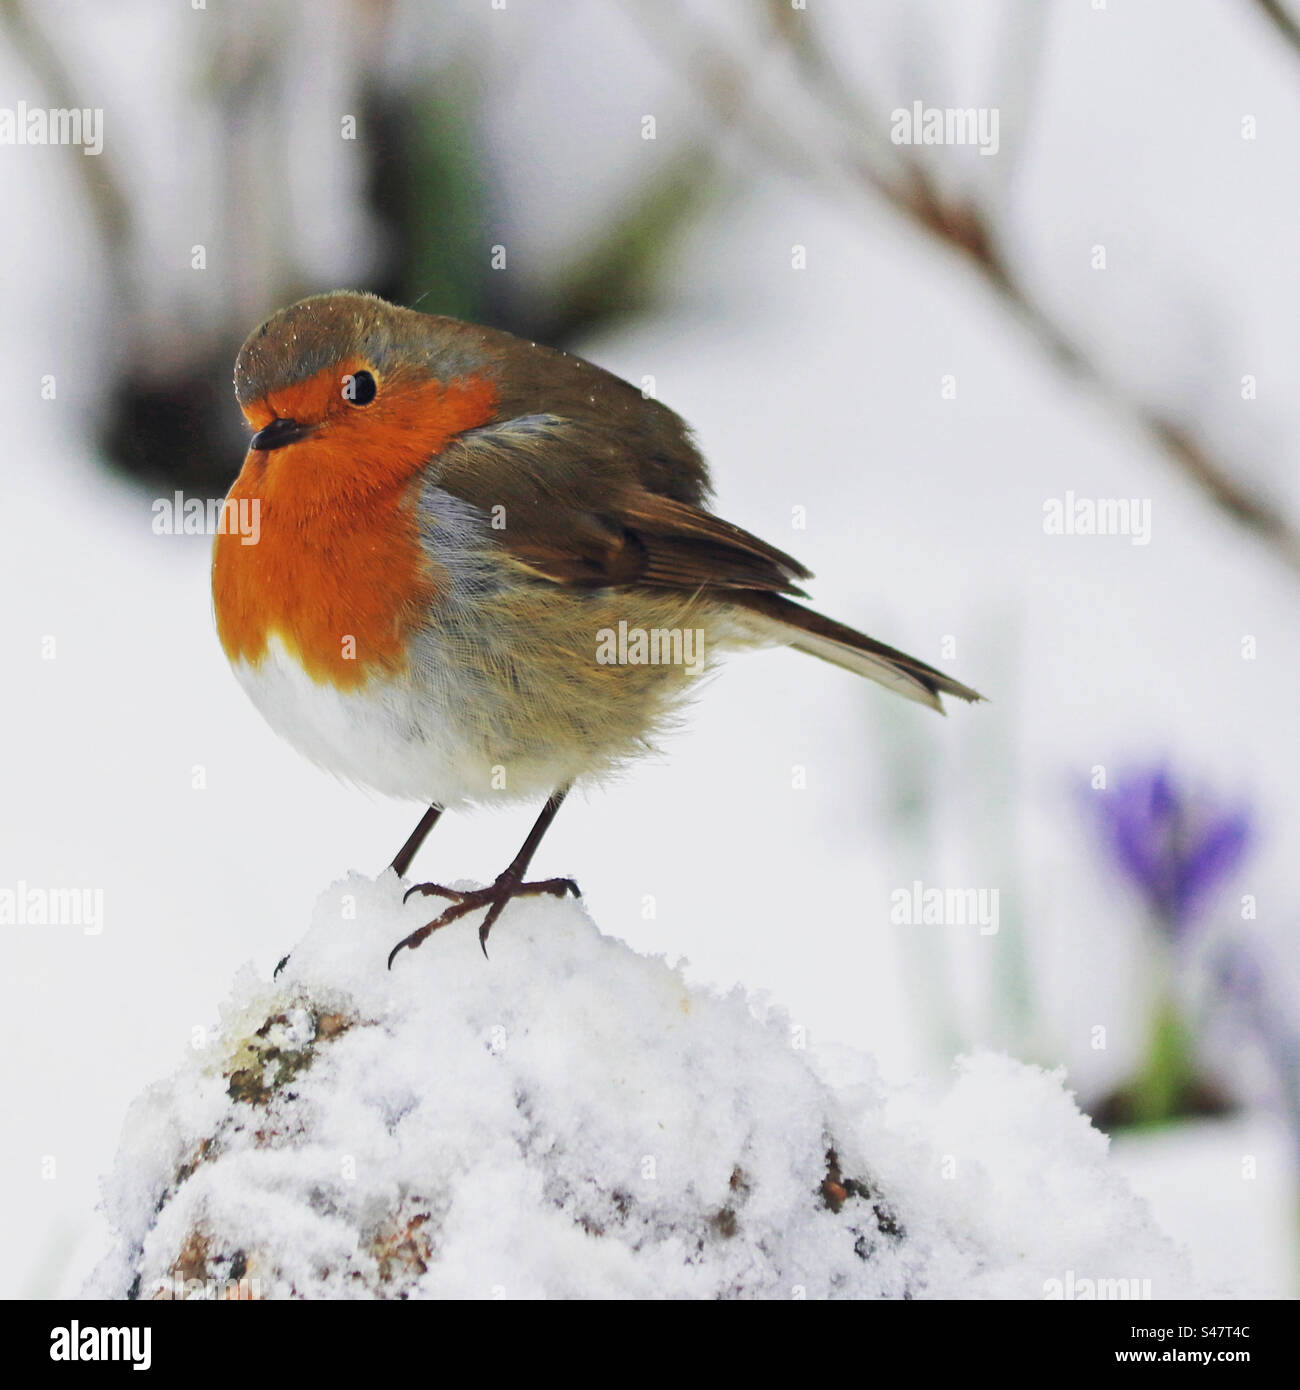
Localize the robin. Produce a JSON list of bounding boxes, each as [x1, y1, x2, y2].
[[212, 292, 982, 963]]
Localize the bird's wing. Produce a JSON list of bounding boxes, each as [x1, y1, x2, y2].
[[428, 412, 811, 595], [428, 409, 983, 711]]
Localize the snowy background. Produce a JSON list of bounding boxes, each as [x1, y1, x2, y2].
[[2, 0, 1298, 1297]]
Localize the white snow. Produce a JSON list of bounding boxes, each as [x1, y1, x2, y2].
[[87, 879, 1201, 1300]]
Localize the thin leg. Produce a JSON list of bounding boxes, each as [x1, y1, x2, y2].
[[389, 804, 444, 879], [498, 789, 569, 891], [389, 787, 578, 965]]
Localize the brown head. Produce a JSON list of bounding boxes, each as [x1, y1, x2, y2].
[[232, 292, 507, 498], [232, 291, 710, 503]]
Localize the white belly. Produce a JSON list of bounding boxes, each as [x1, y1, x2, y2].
[[229, 634, 567, 809]]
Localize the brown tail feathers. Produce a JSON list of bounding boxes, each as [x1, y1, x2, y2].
[[729, 592, 984, 714]]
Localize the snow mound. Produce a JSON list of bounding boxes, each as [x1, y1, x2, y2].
[[86, 876, 1198, 1299]]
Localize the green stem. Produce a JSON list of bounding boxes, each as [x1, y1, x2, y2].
[[1126, 988, 1198, 1128]]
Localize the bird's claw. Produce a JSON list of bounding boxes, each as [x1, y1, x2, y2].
[[401, 881, 463, 905], [389, 875, 579, 967]]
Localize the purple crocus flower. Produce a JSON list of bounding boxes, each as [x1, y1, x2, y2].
[[1090, 766, 1253, 939]]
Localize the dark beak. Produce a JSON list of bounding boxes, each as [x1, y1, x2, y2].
[[249, 417, 311, 452]]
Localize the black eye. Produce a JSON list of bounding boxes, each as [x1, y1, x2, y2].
[[345, 369, 377, 406]]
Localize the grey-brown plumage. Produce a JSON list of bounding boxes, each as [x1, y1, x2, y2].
[[233, 290, 982, 715]]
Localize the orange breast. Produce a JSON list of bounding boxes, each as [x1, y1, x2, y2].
[[212, 367, 496, 689]]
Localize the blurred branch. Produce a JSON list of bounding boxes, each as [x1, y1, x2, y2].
[[640, 3, 1300, 580], [0, 0, 132, 252], [1250, 0, 1300, 56]]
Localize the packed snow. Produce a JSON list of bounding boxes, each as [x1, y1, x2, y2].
[[87, 878, 1201, 1300]]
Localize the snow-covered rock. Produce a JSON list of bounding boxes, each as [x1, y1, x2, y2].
[[86, 877, 1199, 1299]]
